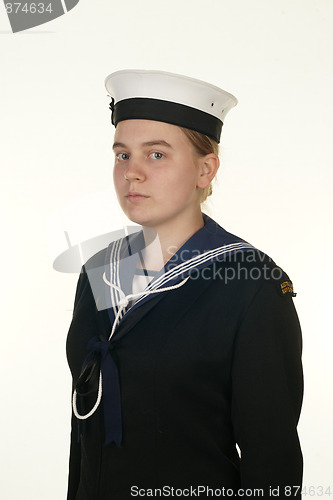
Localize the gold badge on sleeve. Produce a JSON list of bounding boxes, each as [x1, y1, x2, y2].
[[280, 280, 296, 297]]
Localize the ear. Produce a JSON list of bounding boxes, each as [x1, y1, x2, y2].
[[196, 153, 220, 189]]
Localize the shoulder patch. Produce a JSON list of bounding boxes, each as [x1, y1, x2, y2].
[[279, 280, 296, 297]]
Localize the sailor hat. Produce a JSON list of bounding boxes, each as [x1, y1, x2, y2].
[[104, 69, 237, 143]]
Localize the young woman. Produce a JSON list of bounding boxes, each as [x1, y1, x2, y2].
[[66, 70, 303, 499]]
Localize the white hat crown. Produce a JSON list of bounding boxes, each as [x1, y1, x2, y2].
[[104, 69, 237, 143]]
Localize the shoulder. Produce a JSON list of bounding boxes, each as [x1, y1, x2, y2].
[[201, 216, 296, 297], [83, 246, 109, 273], [82, 229, 144, 272], [196, 247, 297, 308]]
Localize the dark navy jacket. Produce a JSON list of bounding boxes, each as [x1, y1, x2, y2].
[[66, 214, 303, 499]]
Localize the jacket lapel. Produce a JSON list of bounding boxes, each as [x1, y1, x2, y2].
[[110, 292, 168, 342], [110, 272, 213, 343]]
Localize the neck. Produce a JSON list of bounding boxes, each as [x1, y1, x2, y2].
[[140, 209, 204, 271]]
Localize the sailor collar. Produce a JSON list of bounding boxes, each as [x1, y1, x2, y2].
[[103, 213, 254, 326], [73, 213, 255, 447]]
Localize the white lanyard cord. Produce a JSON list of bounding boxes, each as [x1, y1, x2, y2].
[[72, 274, 190, 420]]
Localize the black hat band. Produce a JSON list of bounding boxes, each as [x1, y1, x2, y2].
[[111, 97, 223, 143]]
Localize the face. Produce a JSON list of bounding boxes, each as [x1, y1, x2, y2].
[[112, 119, 206, 230]]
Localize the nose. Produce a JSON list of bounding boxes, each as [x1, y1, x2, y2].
[[124, 158, 146, 182]]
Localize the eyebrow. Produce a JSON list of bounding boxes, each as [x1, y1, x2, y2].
[[112, 140, 174, 150]]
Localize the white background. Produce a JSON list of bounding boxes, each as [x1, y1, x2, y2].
[[0, 0, 332, 498]]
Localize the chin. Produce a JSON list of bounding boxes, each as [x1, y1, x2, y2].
[[125, 211, 154, 227], [124, 207, 177, 229]]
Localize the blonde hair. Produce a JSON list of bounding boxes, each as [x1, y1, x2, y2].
[[179, 127, 219, 204]]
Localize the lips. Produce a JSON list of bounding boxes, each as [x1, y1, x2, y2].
[[126, 192, 149, 201]]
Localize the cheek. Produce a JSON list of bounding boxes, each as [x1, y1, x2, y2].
[[156, 172, 198, 207], [169, 163, 199, 195], [113, 167, 124, 190], [158, 156, 198, 189]]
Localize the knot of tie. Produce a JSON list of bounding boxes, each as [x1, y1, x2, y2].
[[87, 336, 113, 359]]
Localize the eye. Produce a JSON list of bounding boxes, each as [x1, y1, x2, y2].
[[150, 152, 164, 160], [116, 153, 130, 161]]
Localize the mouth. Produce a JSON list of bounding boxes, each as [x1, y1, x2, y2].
[[126, 192, 149, 202]]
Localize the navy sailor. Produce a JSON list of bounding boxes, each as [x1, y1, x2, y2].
[[66, 69, 303, 500]]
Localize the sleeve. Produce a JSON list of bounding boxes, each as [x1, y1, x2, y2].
[[231, 278, 303, 499], [66, 268, 88, 500], [67, 385, 81, 500]]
